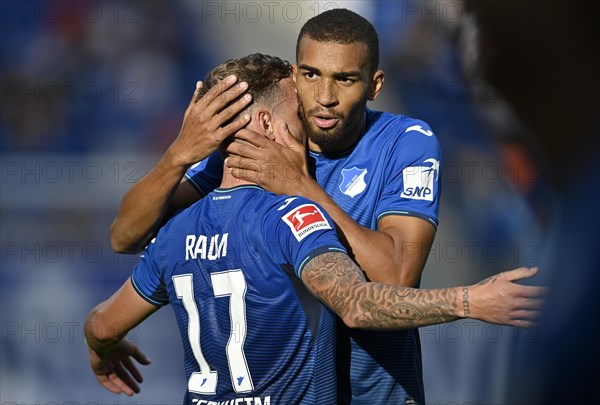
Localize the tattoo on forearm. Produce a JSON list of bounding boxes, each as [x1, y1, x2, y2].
[[302, 252, 459, 329], [462, 286, 470, 317]]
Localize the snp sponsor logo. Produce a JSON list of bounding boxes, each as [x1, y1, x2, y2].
[[401, 158, 439, 201]]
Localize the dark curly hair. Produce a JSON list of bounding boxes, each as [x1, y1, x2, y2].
[[297, 8, 379, 74], [197, 53, 292, 118]]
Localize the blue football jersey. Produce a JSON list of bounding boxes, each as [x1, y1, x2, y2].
[[132, 185, 347, 404], [185, 109, 441, 404]]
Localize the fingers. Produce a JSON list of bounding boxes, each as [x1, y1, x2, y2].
[[114, 363, 140, 395], [216, 93, 252, 125], [225, 140, 265, 161], [232, 128, 272, 148], [511, 319, 537, 328], [506, 294, 544, 327], [98, 373, 124, 394], [281, 124, 302, 148], [130, 344, 152, 366], [220, 114, 251, 139], [515, 297, 545, 310], [510, 309, 542, 320], [199, 75, 237, 103], [500, 267, 539, 282], [229, 166, 262, 183], [199, 76, 249, 117], [99, 367, 136, 396], [123, 356, 144, 383], [516, 284, 549, 299], [223, 156, 264, 183], [225, 156, 263, 172], [185, 81, 204, 116], [190, 81, 203, 103], [192, 80, 203, 103]]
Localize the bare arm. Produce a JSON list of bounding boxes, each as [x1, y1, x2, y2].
[[226, 128, 433, 285], [110, 159, 201, 254], [301, 252, 545, 329], [84, 278, 159, 396], [294, 180, 434, 285], [110, 77, 251, 253]]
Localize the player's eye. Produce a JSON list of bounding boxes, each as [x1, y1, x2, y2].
[[338, 77, 354, 85], [304, 72, 317, 80]]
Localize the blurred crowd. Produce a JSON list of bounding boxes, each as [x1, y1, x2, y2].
[[1, 1, 213, 153], [1, 1, 598, 403]]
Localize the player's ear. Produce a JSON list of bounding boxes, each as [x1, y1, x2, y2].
[[291, 64, 298, 85], [256, 109, 276, 140], [368, 69, 384, 101]]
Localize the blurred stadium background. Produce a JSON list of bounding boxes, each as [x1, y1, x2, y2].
[[1, 1, 598, 403]]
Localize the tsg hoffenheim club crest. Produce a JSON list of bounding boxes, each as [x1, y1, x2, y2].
[[339, 167, 368, 198]]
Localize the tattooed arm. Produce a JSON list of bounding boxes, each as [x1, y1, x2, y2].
[[301, 252, 545, 329]]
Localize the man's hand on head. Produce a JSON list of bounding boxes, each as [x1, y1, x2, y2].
[[225, 126, 312, 196], [167, 75, 252, 168]]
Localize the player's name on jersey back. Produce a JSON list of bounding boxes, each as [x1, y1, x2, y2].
[[185, 233, 228, 260]]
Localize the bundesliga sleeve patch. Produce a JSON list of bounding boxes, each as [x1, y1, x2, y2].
[[282, 204, 332, 242], [400, 158, 439, 201]]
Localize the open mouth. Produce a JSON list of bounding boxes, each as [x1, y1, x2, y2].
[[312, 114, 340, 129]]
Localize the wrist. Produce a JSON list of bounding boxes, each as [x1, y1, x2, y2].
[[84, 335, 105, 356], [298, 176, 325, 200], [161, 146, 194, 173], [462, 284, 484, 320], [461, 286, 471, 318], [85, 335, 123, 355]]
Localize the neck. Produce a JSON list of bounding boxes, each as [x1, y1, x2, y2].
[[219, 164, 256, 189]]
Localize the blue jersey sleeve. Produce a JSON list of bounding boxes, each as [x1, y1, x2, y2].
[[265, 197, 347, 278], [375, 120, 441, 227], [130, 239, 169, 307], [184, 151, 224, 196]]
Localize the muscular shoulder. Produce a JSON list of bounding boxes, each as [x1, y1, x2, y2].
[[262, 194, 335, 243], [263, 195, 331, 228], [365, 109, 438, 147], [362, 111, 440, 169]]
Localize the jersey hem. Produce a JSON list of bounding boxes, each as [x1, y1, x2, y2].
[[376, 210, 439, 228], [297, 246, 348, 277], [214, 185, 264, 193], [184, 173, 208, 197], [130, 276, 167, 307]]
